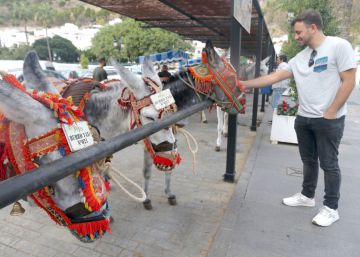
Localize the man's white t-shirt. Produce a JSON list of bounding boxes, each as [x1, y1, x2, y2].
[[285, 36, 356, 118], [272, 62, 290, 89]]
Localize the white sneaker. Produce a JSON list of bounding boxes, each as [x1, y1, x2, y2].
[[312, 206, 339, 227], [282, 192, 315, 207]]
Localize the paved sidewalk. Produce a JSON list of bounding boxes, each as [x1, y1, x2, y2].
[[208, 89, 360, 257]]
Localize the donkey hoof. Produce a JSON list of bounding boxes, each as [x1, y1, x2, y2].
[[202, 120, 208, 124], [143, 199, 153, 210], [109, 216, 115, 223], [168, 196, 177, 205], [223, 133, 228, 138], [215, 146, 220, 152]]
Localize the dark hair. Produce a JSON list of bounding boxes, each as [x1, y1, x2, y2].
[[98, 57, 106, 63], [278, 54, 287, 62], [291, 9, 323, 31]]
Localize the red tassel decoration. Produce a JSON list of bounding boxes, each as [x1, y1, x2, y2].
[[68, 219, 110, 237], [201, 51, 207, 64]]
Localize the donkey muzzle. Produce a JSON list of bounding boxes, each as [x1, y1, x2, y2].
[[152, 141, 177, 153]]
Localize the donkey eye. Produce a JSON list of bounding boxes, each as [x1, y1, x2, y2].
[[146, 117, 155, 121]]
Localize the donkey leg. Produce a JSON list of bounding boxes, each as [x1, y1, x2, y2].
[[164, 172, 177, 205], [215, 107, 223, 151], [223, 111, 228, 137], [143, 150, 153, 210], [201, 110, 208, 123]]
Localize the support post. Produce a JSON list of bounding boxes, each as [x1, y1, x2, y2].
[[260, 93, 266, 112], [250, 14, 264, 131], [223, 4, 242, 183]]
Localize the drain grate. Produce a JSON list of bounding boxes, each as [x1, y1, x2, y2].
[[286, 167, 303, 177]]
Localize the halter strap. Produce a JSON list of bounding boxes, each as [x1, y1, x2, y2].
[[0, 73, 110, 241]]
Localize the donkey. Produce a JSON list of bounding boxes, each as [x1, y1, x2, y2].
[[215, 56, 270, 151], [22, 52, 179, 211], [0, 74, 111, 243], [0, 51, 178, 242]]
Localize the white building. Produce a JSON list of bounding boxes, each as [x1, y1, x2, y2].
[[272, 34, 288, 54], [0, 27, 29, 47], [0, 18, 123, 51]]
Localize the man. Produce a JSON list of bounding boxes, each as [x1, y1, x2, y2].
[[93, 57, 108, 82], [158, 64, 172, 83], [271, 54, 290, 109], [241, 9, 356, 227]]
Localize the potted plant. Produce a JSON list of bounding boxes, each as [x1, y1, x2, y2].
[[270, 82, 298, 144]]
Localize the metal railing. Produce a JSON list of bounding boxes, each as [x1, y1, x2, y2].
[[0, 100, 212, 208]]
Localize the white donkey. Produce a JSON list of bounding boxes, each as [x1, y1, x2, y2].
[[23, 51, 178, 211], [215, 57, 270, 151]]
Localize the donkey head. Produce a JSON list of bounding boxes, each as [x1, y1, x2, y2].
[[12, 51, 111, 242], [111, 57, 176, 148], [201, 40, 246, 112]]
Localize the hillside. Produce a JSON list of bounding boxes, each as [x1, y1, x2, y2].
[[0, 0, 118, 27], [263, 0, 360, 44]]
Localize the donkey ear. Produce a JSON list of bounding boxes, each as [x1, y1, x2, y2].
[[203, 40, 222, 70], [111, 58, 146, 98], [205, 40, 214, 49], [23, 51, 59, 94], [0, 79, 55, 126], [142, 56, 162, 89]]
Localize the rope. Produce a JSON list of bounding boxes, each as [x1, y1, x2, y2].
[[95, 161, 146, 203], [176, 127, 198, 175]]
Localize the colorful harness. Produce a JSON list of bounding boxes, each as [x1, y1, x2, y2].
[[186, 51, 246, 114], [117, 77, 181, 171], [0, 74, 110, 242], [64, 77, 181, 172]]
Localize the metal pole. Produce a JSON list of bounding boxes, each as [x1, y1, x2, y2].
[[0, 100, 212, 208], [260, 36, 270, 113], [260, 93, 266, 112], [223, 11, 242, 183], [250, 14, 264, 131]]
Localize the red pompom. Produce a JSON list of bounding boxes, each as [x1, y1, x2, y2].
[[201, 51, 207, 64]]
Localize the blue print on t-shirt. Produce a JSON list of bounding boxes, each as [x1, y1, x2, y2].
[[313, 56, 328, 73], [315, 57, 328, 65]]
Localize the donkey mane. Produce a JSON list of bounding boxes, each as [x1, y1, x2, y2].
[[163, 71, 202, 110], [84, 82, 131, 139]]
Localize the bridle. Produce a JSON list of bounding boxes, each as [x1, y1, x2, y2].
[[116, 77, 181, 171], [0, 74, 110, 243], [68, 77, 181, 172], [180, 50, 246, 114]]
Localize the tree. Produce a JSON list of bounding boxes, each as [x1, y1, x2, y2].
[[91, 18, 193, 62], [0, 45, 31, 60], [12, 1, 32, 45], [334, 0, 353, 41], [271, 0, 339, 59], [34, 3, 54, 61], [51, 36, 79, 63], [350, 0, 360, 44], [32, 36, 79, 63], [11, 44, 32, 60], [80, 53, 89, 69]]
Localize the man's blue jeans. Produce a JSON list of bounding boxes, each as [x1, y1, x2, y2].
[[294, 115, 345, 210], [272, 88, 286, 109]]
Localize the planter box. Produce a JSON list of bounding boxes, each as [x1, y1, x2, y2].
[[270, 110, 298, 144]]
